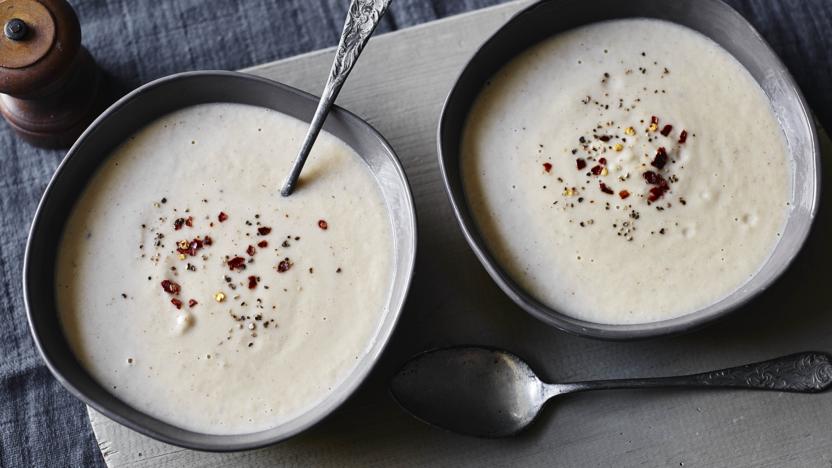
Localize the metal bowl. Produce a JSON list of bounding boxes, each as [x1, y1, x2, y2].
[[438, 0, 819, 340], [23, 71, 417, 450]]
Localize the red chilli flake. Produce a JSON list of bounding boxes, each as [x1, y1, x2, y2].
[[660, 125, 673, 137], [188, 299, 197, 308], [227, 256, 247, 271], [173, 218, 185, 230], [246, 245, 256, 256], [177, 238, 204, 257], [576, 158, 587, 170], [679, 130, 688, 144], [651, 147, 668, 169], [648, 186, 667, 202], [599, 182, 614, 195], [218, 212, 228, 222], [204, 236, 213, 246], [257, 240, 268, 248], [257, 226, 272, 236], [277, 258, 293, 273], [189, 239, 203, 256], [643, 171, 670, 202], [247, 275, 259, 289], [161, 280, 180, 295], [171, 298, 183, 309], [318, 219, 328, 230], [651, 116, 659, 125], [591, 165, 603, 176], [543, 162, 553, 173], [599, 158, 607, 166], [643, 171, 661, 185], [619, 190, 631, 199], [185, 216, 193, 228]]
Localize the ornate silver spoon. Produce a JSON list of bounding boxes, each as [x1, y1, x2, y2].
[[391, 347, 832, 438], [281, 0, 392, 196]]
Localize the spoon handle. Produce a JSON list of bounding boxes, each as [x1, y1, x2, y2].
[[558, 352, 832, 395], [281, 0, 392, 197]]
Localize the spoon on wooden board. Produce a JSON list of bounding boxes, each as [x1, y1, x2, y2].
[[390, 347, 832, 438], [280, 0, 392, 197]]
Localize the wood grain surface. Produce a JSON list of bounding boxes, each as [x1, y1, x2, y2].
[[89, 1, 832, 466]]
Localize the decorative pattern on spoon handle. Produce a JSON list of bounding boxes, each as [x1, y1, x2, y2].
[[328, 0, 392, 89], [691, 352, 832, 393], [280, 0, 390, 197]]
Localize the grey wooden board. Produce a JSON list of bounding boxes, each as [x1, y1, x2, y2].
[[88, 1, 832, 466]]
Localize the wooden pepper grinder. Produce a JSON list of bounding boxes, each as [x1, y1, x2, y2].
[[0, 0, 105, 148]]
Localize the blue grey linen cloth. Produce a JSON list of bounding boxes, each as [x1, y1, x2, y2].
[[0, 0, 830, 466]]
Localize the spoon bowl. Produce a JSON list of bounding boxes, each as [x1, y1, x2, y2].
[[391, 347, 545, 437]]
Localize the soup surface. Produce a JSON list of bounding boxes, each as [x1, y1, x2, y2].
[[57, 103, 393, 434], [462, 19, 791, 325]]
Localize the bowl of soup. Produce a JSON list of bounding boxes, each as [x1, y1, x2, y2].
[[24, 71, 416, 450], [438, 0, 819, 339]]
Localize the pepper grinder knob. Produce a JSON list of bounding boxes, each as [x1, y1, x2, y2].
[[0, 0, 105, 148]]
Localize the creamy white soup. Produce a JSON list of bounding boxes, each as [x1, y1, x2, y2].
[[462, 19, 791, 325], [56, 103, 393, 434]]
